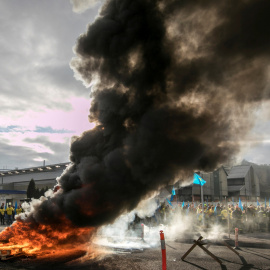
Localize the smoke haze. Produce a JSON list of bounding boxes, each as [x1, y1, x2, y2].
[[27, 0, 270, 228]]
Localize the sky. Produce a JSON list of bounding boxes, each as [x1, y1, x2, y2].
[[0, 0, 270, 170], [0, 0, 102, 169]]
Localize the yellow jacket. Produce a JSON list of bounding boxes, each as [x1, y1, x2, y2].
[[16, 208, 22, 215], [221, 209, 228, 219], [0, 208, 4, 216], [6, 207, 14, 215]]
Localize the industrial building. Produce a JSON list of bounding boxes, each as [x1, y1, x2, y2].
[[0, 162, 69, 206], [1, 161, 269, 207], [177, 163, 269, 203]]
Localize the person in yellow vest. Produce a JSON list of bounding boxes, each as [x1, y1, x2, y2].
[[6, 203, 14, 225], [0, 204, 5, 225], [220, 208, 228, 227], [16, 204, 23, 215]]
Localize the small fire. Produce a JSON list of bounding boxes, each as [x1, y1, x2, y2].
[[0, 216, 95, 258]]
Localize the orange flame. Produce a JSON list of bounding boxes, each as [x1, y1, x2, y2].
[[0, 216, 94, 258]]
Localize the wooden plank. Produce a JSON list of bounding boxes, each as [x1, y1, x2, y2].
[[221, 240, 239, 256], [181, 236, 203, 261], [197, 242, 222, 264]]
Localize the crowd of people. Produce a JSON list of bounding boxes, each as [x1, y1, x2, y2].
[[156, 202, 270, 233], [0, 203, 23, 226]]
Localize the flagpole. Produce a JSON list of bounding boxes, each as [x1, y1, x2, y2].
[[201, 184, 204, 226]]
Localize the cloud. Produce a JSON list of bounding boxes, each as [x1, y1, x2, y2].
[[0, 134, 70, 169], [0, 1, 100, 169], [70, 0, 102, 13]]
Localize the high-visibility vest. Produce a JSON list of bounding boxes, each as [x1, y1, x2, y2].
[[0, 208, 4, 216], [6, 207, 13, 215], [16, 208, 22, 215], [208, 209, 214, 216], [221, 209, 228, 219]]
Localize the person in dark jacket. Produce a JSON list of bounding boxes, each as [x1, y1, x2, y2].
[[246, 204, 256, 232], [0, 204, 5, 225], [232, 206, 243, 232], [257, 207, 267, 232]]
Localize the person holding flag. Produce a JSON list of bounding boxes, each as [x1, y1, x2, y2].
[[239, 198, 244, 211]]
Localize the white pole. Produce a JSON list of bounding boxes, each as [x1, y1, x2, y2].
[[201, 184, 204, 226]]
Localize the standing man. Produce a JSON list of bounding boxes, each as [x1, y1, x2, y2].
[[246, 204, 255, 233], [6, 203, 14, 225], [216, 203, 222, 224], [16, 204, 23, 215], [0, 203, 5, 225], [232, 206, 243, 233]]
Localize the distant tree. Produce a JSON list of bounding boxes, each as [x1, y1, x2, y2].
[[34, 188, 41, 199], [40, 187, 45, 197], [27, 179, 36, 199]]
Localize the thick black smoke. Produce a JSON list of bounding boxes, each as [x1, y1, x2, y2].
[[34, 0, 270, 227]]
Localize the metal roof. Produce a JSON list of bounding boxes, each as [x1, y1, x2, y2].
[[227, 165, 251, 179], [222, 166, 231, 175], [0, 162, 69, 177]]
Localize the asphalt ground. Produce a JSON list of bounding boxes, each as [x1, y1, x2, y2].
[[1, 224, 270, 269], [0, 241, 270, 270]]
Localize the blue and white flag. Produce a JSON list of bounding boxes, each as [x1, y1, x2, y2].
[[14, 201, 17, 214], [193, 173, 206, 186], [239, 198, 243, 211], [170, 187, 176, 202]]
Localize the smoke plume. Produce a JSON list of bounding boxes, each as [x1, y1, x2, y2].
[[29, 0, 270, 227]]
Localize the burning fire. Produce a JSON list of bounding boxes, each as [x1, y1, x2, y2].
[[0, 216, 95, 258]]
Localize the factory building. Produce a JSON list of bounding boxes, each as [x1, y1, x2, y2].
[[177, 164, 268, 202], [227, 165, 260, 200], [0, 163, 69, 206], [0, 161, 269, 206]]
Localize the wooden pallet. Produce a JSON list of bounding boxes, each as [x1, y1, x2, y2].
[[0, 248, 26, 261]]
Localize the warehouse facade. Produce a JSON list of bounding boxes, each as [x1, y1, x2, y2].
[[0, 163, 69, 206]]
